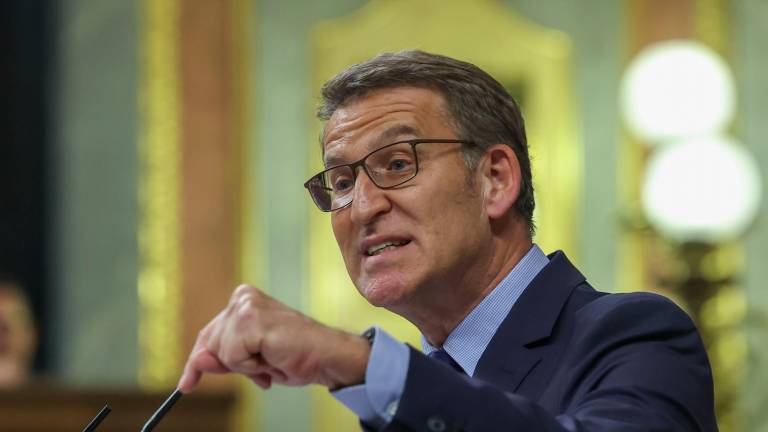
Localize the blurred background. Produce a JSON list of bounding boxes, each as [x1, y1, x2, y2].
[[1, 0, 766, 430]]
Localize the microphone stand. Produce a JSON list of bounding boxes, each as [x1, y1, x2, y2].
[[78, 388, 183, 431], [81, 404, 111, 432], [140, 389, 183, 431]]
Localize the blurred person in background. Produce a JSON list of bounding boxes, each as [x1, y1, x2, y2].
[[0, 277, 37, 388]]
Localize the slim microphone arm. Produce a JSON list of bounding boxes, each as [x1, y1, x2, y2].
[[81, 404, 111, 432], [140, 389, 183, 432]]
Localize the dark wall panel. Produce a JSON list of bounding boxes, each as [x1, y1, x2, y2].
[[0, 0, 55, 372]]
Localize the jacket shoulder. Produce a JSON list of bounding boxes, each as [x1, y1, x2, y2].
[[576, 290, 696, 335]]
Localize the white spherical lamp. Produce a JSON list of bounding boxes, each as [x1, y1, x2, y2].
[[641, 135, 762, 242], [621, 40, 736, 144]]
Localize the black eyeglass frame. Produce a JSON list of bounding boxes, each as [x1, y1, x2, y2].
[[304, 138, 473, 212]]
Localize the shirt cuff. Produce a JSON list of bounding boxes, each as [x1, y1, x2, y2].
[[332, 327, 410, 426]]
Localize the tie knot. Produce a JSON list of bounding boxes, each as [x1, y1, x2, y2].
[[428, 349, 465, 374]]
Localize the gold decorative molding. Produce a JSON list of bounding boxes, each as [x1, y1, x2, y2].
[[309, 1, 579, 430], [693, 3, 745, 430], [137, 0, 181, 389], [694, 0, 729, 56]]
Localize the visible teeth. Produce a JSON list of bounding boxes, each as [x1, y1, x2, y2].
[[367, 240, 408, 256], [372, 245, 397, 256]]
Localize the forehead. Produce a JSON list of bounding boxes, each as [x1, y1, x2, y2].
[[322, 87, 453, 165]]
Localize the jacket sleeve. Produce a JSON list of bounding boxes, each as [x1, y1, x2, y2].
[[382, 294, 717, 432]]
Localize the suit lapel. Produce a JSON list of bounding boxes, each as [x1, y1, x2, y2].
[[478, 344, 542, 393], [473, 251, 586, 394]]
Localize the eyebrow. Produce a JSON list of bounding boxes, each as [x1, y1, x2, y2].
[[323, 125, 421, 168]]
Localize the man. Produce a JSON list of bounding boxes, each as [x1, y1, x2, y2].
[[179, 50, 717, 431]]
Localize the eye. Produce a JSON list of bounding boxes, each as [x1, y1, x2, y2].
[[387, 157, 413, 172], [332, 176, 354, 192]]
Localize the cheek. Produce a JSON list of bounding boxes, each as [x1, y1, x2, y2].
[[331, 214, 358, 271], [423, 187, 485, 253], [330, 212, 352, 245]]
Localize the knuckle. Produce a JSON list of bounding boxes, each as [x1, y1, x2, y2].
[[230, 284, 268, 310], [236, 301, 259, 323], [236, 292, 255, 308], [234, 296, 272, 329], [234, 283, 256, 297]]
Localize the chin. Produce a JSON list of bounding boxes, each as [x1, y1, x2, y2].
[[357, 274, 411, 308]]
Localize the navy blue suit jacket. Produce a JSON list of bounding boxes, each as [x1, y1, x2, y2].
[[379, 251, 717, 431]]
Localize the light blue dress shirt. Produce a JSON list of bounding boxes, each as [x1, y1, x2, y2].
[[333, 244, 549, 427]]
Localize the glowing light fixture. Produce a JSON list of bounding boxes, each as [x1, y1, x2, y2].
[[621, 40, 736, 144], [641, 135, 762, 242]]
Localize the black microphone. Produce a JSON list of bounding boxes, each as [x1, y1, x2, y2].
[[78, 388, 182, 431], [140, 389, 183, 431], [81, 404, 111, 432]]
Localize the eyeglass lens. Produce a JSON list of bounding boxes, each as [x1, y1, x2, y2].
[[309, 141, 418, 211]]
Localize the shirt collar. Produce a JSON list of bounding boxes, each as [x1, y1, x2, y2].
[[421, 244, 549, 376]]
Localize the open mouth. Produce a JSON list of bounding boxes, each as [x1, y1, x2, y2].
[[365, 240, 411, 256]]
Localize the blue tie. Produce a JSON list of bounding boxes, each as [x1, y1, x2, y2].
[[428, 349, 465, 374]]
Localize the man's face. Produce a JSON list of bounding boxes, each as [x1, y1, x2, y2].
[[324, 87, 492, 311]]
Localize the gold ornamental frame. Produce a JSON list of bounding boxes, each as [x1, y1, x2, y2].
[[137, 0, 181, 389]]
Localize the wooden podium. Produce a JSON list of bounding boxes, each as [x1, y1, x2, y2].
[[0, 383, 238, 431]]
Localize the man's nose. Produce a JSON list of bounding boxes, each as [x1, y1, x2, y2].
[[350, 170, 391, 224]]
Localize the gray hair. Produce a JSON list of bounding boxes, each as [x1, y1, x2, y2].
[[317, 50, 535, 236]]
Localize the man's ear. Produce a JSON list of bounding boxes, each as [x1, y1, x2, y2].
[[479, 144, 521, 220]]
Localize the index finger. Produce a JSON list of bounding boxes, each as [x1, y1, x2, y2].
[[177, 348, 229, 393], [177, 313, 226, 393]]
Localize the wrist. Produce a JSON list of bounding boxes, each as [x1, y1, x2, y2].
[[323, 330, 371, 390]]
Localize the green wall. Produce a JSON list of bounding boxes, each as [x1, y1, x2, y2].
[[53, 0, 140, 384], [734, 1, 768, 430]]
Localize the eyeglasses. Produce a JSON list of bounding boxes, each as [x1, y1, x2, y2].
[[304, 138, 471, 212]]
